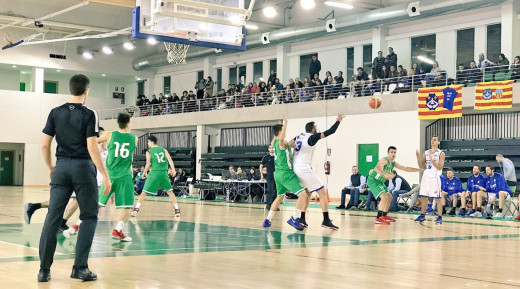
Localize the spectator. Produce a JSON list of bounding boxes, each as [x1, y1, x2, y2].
[[477, 166, 511, 218], [396, 65, 407, 77], [388, 65, 399, 83], [309, 55, 321, 80], [310, 73, 321, 86], [425, 61, 442, 87], [136, 95, 144, 106], [476, 53, 495, 72], [385, 47, 397, 69], [247, 167, 261, 181], [287, 78, 295, 89], [510, 56, 520, 81], [150, 94, 159, 105], [466, 61, 483, 83], [381, 65, 389, 79], [323, 71, 333, 84], [496, 154, 517, 193], [205, 76, 214, 95], [372, 51, 385, 79], [188, 90, 196, 99], [195, 79, 206, 99], [334, 71, 344, 84], [259, 81, 268, 92], [302, 82, 314, 102], [388, 171, 412, 212], [356, 67, 369, 81], [455, 64, 467, 86], [274, 78, 284, 90], [251, 82, 260, 93], [267, 69, 277, 85], [441, 167, 464, 216], [432, 71, 447, 87], [336, 166, 366, 209], [294, 77, 304, 88], [411, 63, 424, 75], [459, 165, 486, 216], [496, 53, 510, 74], [228, 165, 237, 179]]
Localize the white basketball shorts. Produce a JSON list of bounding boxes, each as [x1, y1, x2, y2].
[[293, 166, 323, 193], [419, 175, 441, 198]]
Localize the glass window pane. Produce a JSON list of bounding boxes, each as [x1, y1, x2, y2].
[[346, 47, 354, 82], [363, 44, 373, 74], [197, 71, 204, 82], [253, 61, 263, 83], [300, 53, 316, 80], [270, 59, 277, 72], [238, 66, 246, 86], [229, 67, 237, 84], [457, 28, 475, 68], [216, 68, 222, 92], [486, 24, 501, 63], [163, 76, 171, 94], [411, 34, 436, 73]]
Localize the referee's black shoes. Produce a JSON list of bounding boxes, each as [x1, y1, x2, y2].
[[70, 267, 97, 281], [37, 269, 51, 282]]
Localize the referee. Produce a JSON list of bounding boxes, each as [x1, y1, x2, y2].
[[260, 145, 276, 210], [38, 74, 111, 282]]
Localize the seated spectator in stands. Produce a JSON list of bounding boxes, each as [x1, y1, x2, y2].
[[476, 53, 495, 73], [393, 70, 415, 93], [136, 95, 144, 106], [247, 167, 263, 201], [274, 78, 284, 90], [174, 168, 187, 184], [387, 65, 399, 84], [322, 71, 333, 85], [425, 61, 442, 87], [248, 82, 258, 94], [356, 67, 369, 81], [181, 90, 188, 101], [150, 94, 159, 105], [466, 61, 483, 83], [380, 65, 389, 80], [440, 167, 464, 215], [294, 77, 304, 88], [385, 47, 397, 69], [284, 88, 296, 103], [510, 56, 520, 81], [388, 171, 412, 212], [334, 71, 344, 85], [301, 82, 314, 102], [396, 65, 407, 77], [372, 51, 385, 80], [303, 77, 310, 86], [188, 90, 197, 100], [459, 165, 486, 216], [228, 165, 237, 179], [336, 166, 366, 209], [247, 167, 261, 181], [471, 166, 511, 218], [411, 63, 424, 75], [310, 73, 321, 86], [259, 81, 268, 92], [287, 78, 296, 89], [454, 64, 467, 86], [496, 53, 510, 74], [432, 71, 447, 87], [268, 69, 277, 85]]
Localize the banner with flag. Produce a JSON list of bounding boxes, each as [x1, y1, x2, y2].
[[475, 80, 513, 110], [418, 85, 463, 120]]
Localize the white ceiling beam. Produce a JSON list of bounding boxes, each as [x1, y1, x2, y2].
[[0, 15, 112, 33], [20, 1, 90, 26]]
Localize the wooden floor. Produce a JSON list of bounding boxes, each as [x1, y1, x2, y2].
[[1, 186, 520, 289]]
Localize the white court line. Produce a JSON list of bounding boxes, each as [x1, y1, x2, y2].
[[92, 240, 106, 244]]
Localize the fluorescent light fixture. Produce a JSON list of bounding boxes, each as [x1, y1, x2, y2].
[[21, 71, 27, 74], [418, 55, 434, 64], [123, 41, 135, 50], [263, 6, 277, 18], [301, 0, 316, 10], [147, 37, 157, 45], [12, 65, 17, 68], [245, 24, 259, 30], [102, 46, 113, 55], [324, 1, 353, 9], [101, 73, 107, 77], [259, 77, 264, 81], [82, 51, 94, 59]]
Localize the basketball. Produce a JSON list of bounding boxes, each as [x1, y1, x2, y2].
[[369, 96, 382, 109], [467, 202, 473, 209]]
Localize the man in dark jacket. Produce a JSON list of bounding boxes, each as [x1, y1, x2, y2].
[[309, 55, 321, 80], [385, 47, 397, 70]]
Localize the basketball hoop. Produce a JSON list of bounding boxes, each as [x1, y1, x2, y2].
[[164, 42, 190, 65]]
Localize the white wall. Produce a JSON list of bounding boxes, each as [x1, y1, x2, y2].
[[318, 48, 347, 81], [286, 111, 421, 198], [0, 70, 21, 91], [0, 89, 126, 185]]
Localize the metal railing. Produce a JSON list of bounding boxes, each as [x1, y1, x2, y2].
[[98, 64, 519, 120]]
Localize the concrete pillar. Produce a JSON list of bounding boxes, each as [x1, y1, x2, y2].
[[276, 43, 290, 83], [33, 67, 44, 93], [246, 62, 254, 84], [204, 56, 216, 79], [262, 59, 270, 82], [474, 25, 487, 61], [436, 30, 457, 77], [353, 45, 363, 72], [501, 0, 520, 60], [372, 25, 388, 58], [222, 66, 230, 89]]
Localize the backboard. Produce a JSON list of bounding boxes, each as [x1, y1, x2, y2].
[[132, 0, 252, 51]]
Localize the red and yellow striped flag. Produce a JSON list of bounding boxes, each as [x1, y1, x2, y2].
[[475, 80, 513, 110], [418, 85, 463, 120]]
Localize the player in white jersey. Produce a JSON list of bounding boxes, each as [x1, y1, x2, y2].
[[415, 136, 445, 224], [290, 113, 344, 230]]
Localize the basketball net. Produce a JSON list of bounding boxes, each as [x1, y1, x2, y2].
[[164, 42, 189, 65]]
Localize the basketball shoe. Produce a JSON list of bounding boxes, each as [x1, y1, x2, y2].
[[111, 229, 132, 242]]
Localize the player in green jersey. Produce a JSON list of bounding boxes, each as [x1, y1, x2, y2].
[[131, 135, 180, 217], [367, 146, 422, 225], [262, 114, 309, 231], [95, 113, 137, 241]]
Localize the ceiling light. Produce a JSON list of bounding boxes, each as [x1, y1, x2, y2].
[[12, 65, 17, 68], [147, 37, 157, 45], [324, 1, 353, 9], [263, 6, 277, 18], [21, 71, 26, 74], [102, 46, 113, 54], [418, 55, 434, 64], [57, 69, 61, 72], [245, 24, 258, 30], [101, 73, 107, 77], [123, 41, 135, 50], [82, 51, 94, 59], [300, 0, 316, 10]]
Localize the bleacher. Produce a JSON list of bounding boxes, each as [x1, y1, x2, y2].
[[133, 147, 196, 176], [201, 145, 268, 177], [442, 138, 520, 182]]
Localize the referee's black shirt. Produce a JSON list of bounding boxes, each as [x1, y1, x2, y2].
[[42, 103, 99, 159], [261, 154, 275, 176]]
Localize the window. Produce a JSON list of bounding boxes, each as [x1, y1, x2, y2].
[[346, 47, 354, 82], [457, 28, 475, 68], [44, 81, 58, 94], [229, 67, 237, 84], [216, 68, 222, 91], [238, 66, 246, 85], [363, 44, 373, 73], [138, 80, 145, 96], [163, 76, 171, 94], [411, 34, 436, 73], [253, 61, 263, 83], [197, 71, 204, 82], [486, 24, 501, 63], [270, 59, 277, 73], [300, 53, 316, 80]]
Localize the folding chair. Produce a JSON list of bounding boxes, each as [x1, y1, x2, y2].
[[397, 184, 418, 209], [175, 177, 192, 198]]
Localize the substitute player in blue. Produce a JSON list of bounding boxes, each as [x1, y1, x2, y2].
[[441, 168, 464, 216], [474, 166, 511, 219], [459, 165, 486, 216]]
